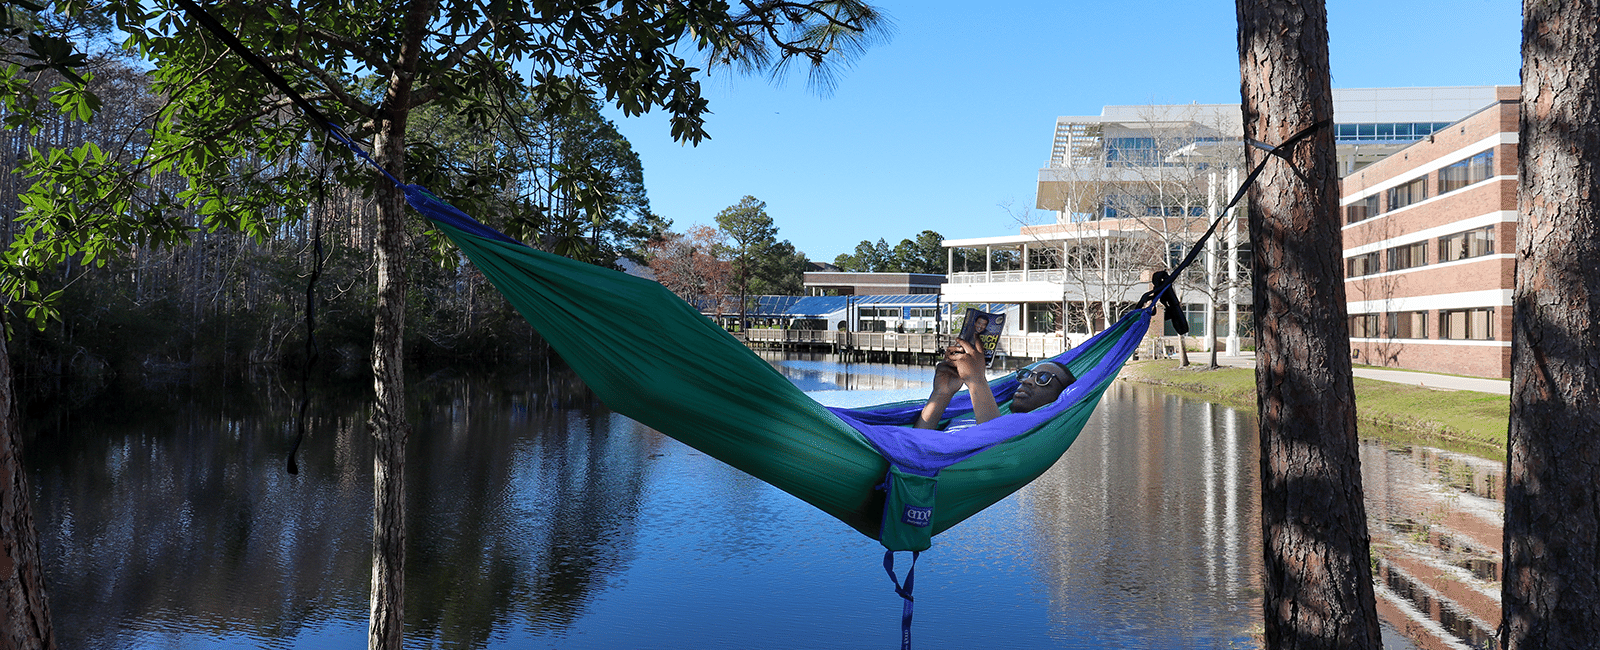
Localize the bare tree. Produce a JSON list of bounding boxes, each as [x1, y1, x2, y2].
[[1502, 1, 1600, 646], [1237, 1, 1382, 648]]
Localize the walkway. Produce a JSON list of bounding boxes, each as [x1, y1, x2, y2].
[[1209, 352, 1511, 395]]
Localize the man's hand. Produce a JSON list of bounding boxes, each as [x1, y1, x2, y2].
[[930, 360, 963, 397], [946, 337, 988, 384]]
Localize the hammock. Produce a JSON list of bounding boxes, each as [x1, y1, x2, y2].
[[404, 185, 1152, 551]]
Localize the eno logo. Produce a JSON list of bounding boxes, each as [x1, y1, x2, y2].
[[901, 505, 932, 528]]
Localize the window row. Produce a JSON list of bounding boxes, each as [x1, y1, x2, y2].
[[1345, 149, 1497, 224], [1335, 122, 1453, 142], [1348, 307, 1497, 340], [1345, 226, 1497, 277]]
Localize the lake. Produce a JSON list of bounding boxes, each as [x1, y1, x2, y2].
[[26, 356, 1473, 648]]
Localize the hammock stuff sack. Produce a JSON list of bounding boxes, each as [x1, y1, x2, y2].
[[404, 185, 1151, 549]]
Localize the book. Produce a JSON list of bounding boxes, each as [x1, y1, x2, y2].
[[953, 308, 1006, 367]]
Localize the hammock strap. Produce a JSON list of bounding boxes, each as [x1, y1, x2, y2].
[[883, 550, 920, 650], [170, 0, 403, 188], [1137, 118, 1331, 309]]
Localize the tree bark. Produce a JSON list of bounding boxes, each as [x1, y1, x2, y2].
[[367, 114, 410, 650], [366, 3, 433, 648], [1236, 2, 1382, 649], [1503, 2, 1600, 647], [0, 327, 55, 650]]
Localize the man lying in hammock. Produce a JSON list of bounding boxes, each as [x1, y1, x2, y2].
[[912, 337, 1076, 432]]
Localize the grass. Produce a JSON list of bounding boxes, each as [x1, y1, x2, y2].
[[1120, 360, 1509, 460]]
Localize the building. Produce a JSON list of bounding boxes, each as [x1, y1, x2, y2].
[[1340, 86, 1519, 378], [803, 271, 944, 296], [938, 87, 1512, 365]]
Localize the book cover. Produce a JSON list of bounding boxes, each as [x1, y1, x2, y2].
[[954, 307, 1006, 367]]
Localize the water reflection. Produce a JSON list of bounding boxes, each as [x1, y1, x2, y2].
[[1019, 384, 1262, 645], [27, 357, 1492, 649], [29, 369, 657, 650]]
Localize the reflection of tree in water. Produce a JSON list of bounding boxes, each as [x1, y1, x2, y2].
[[404, 368, 659, 648], [26, 366, 658, 649]]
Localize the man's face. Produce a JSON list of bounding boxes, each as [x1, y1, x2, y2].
[[1012, 362, 1071, 413]]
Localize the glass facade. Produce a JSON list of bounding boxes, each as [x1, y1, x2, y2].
[[1335, 122, 1453, 143], [1103, 136, 1223, 168]]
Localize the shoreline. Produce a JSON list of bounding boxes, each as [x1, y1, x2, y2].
[[1117, 359, 1509, 462]]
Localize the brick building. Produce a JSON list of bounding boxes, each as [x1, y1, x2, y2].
[[1339, 86, 1519, 378]]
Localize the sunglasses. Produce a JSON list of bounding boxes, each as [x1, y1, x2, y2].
[[1017, 367, 1064, 387]]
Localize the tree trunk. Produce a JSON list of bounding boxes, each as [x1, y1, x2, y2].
[[1503, 2, 1600, 647], [366, 2, 432, 646], [0, 326, 55, 649], [1236, 2, 1382, 649], [367, 115, 410, 650]]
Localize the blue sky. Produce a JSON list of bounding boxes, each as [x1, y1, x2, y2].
[[606, 0, 1522, 262]]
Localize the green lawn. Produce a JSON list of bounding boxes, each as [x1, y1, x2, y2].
[[1120, 360, 1509, 459]]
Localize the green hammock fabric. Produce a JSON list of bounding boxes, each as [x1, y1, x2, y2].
[[430, 213, 1147, 543]]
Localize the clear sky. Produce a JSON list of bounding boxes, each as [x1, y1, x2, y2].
[[605, 0, 1522, 263]]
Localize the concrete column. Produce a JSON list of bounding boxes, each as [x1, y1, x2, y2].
[[1226, 166, 1242, 355], [1205, 171, 1218, 352]]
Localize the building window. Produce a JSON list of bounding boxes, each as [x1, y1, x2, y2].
[[1438, 149, 1496, 194], [1440, 307, 1495, 340], [1346, 251, 1381, 278], [1335, 122, 1452, 143], [1346, 194, 1380, 224], [1386, 177, 1428, 212], [1026, 304, 1056, 334], [1386, 241, 1428, 272], [1349, 313, 1379, 338], [1387, 311, 1428, 339], [1439, 226, 1496, 262]]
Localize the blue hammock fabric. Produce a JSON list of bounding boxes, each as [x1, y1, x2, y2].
[[828, 314, 1148, 477]]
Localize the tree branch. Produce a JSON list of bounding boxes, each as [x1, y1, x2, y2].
[[263, 53, 378, 119], [407, 17, 498, 109]]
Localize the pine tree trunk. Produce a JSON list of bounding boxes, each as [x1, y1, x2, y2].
[[0, 328, 55, 649], [367, 116, 410, 650], [1236, 1, 1382, 648], [1503, 2, 1600, 646]]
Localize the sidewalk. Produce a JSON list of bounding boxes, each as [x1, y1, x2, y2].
[[1208, 352, 1511, 395]]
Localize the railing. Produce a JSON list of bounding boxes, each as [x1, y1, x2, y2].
[[741, 329, 1070, 360], [994, 335, 1069, 359], [948, 269, 1141, 285]]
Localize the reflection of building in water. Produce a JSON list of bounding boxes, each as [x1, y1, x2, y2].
[[1015, 383, 1262, 642], [1360, 440, 1504, 650]]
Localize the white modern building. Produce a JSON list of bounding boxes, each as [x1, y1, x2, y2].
[[943, 87, 1507, 354]]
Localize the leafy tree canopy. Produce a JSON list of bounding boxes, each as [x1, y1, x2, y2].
[[834, 230, 946, 273], [3, 0, 889, 324]]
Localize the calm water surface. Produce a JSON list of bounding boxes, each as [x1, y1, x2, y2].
[[26, 358, 1428, 649]]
